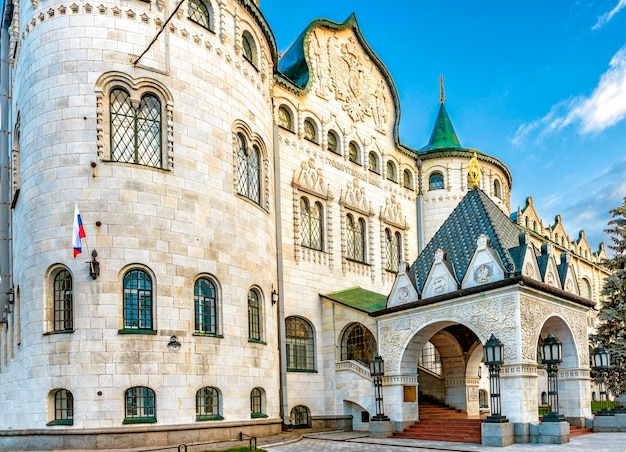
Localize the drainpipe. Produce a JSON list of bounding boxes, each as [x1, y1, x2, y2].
[[0, 5, 12, 307], [272, 121, 289, 428], [416, 159, 424, 254]]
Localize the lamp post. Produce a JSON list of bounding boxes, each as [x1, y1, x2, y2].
[[592, 345, 611, 416], [541, 332, 563, 422], [484, 334, 508, 423], [369, 354, 389, 421]]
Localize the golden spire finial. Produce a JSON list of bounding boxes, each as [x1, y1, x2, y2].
[[468, 151, 481, 189], [439, 74, 445, 103]]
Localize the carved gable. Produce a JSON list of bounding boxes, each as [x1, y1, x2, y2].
[[538, 244, 562, 289], [462, 235, 505, 289], [387, 263, 419, 308], [521, 246, 541, 280], [422, 249, 459, 299], [307, 26, 395, 136]]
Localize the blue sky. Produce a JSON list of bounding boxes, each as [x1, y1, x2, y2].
[[261, 0, 626, 253]]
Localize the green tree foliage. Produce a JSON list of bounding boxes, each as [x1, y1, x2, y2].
[[590, 196, 626, 396]]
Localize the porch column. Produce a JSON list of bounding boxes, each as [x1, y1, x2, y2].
[[558, 366, 592, 425], [500, 362, 539, 423], [383, 374, 419, 431]]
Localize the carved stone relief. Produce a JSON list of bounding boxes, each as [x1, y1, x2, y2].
[[308, 30, 390, 134], [340, 179, 371, 215], [381, 195, 407, 229], [519, 294, 588, 365], [378, 295, 517, 374]]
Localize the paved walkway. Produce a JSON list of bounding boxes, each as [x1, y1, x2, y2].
[[264, 431, 626, 452]]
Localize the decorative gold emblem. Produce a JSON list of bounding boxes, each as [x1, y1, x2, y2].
[[468, 151, 481, 189]]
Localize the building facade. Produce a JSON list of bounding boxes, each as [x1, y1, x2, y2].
[[0, 0, 610, 449]]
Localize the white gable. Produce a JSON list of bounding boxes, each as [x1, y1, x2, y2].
[[387, 262, 419, 308], [422, 249, 458, 299], [521, 246, 540, 280], [462, 234, 505, 289]]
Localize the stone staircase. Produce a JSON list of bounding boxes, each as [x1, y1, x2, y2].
[[393, 397, 483, 444], [568, 424, 594, 437]]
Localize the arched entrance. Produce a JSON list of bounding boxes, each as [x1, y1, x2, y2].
[[399, 321, 485, 418]]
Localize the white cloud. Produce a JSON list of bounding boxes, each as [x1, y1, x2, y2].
[[593, 0, 626, 30], [512, 45, 626, 145]]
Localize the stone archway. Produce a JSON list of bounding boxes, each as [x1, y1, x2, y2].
[[384, 320, 486, 424], [537, 315, 592, 423]]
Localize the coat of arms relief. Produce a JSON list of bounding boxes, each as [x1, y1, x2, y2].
[[309, 31, 390, 134]]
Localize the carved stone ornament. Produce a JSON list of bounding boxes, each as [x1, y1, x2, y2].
[[308, 31, 389, 134], [524, 262, 534, 277], [433, 277, 447, 294], [398, 286, 409, 303], [293, 159, 330, 199], [474, 264, 492, 284], [340, 178, 370, 215], [381, 195, 406, 229], [378, 295, 516, 374], [519, 294, 588, 365]]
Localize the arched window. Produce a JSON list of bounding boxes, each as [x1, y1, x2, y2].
[[290, 405, 311, 428], [340, 323, 376, 366], [429, 172, 444, 190], [386, 161, 397, 182], [236, 133, 261, 205], [250, 387, 267, 418], [303, 118, 317, 143], [327, 130, 339, 154], [384, 229, 401, 272], [53, 269, 73, 332], [242, 30, 257, 67], [122, 269, 153, 331], [110, 89, 162, 168], [48, 389, 73, 425], [368, 152, 379, 173], [124, 387, 156, 423], [194, 277, 218, 335], [479, 389, 488, 408], [348, 141, 360, 164], [541, 391, 548, 405], [591, 391, 597, 402], [525, 217, 529, 228], [196, 387, 222, 421], [285, 317, 315, 371], [300, 197, 323, 251], [493, 179, 502, 199], [403, 169, 413, 189], [248, 289, 262, 342], [346, 214, 366, 263], [188, 0, 213, 31], [533, 221, 538, 232], [418, 341, 442, 375], [277, 106, 293, 131]]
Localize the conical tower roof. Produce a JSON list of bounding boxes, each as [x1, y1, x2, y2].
[[420, 102, 462, 152]]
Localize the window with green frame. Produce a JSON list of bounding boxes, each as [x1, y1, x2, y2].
[[53, 269, 73, 332], [196, 387, 223, 421], [188, 0, 213, 31], [286, 316, 315, 371], [124, 386, 156, 423], [250, 387, 267, 418], [121, 269, 155, 334], [47, 389, 73, 425], [194, 278, 218, 335], [247, 289, 262, 342]]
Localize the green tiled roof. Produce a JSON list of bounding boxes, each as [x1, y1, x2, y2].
[[420, 103, 462, 152], [322, 287, 387, 313]]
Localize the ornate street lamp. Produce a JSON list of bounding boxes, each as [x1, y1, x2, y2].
[[369, 354, 389, 421], [484, 334, 508, 423], [592, 345, 611, 416], [541, 332, 563, 422]]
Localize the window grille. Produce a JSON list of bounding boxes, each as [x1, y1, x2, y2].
[[188, 0, 211, 29], [196, 387, 222, 420], [123, 269, 153, 330], [346, 215, 366, 263], [236, 134, 260, 204], [300, 197, 323, 251], [125, 387, 156, 422], [286, 317, 315, 371], [195, 278, 217, 334], [340, 323, 376, 366], [429, 172, 444, 190], [419, 341, 442, 375], [53, 270, 73, 331], [248, 290, 261, 341], [54, 389, 74, 423]]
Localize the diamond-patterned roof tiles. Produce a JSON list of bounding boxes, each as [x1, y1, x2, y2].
[[409, 189, 521, 293]]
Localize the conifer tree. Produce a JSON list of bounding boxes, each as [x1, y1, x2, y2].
[[590, 196, 626, 397]]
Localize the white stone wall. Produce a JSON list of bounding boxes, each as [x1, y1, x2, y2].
[[1, 0, 279, 430]]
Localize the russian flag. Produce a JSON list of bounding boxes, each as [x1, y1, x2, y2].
[[72, 204, 86, 258]]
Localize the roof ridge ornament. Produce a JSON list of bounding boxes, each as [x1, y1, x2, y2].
[[440, 74, 445, 104], [468, 151, 481, 189]]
